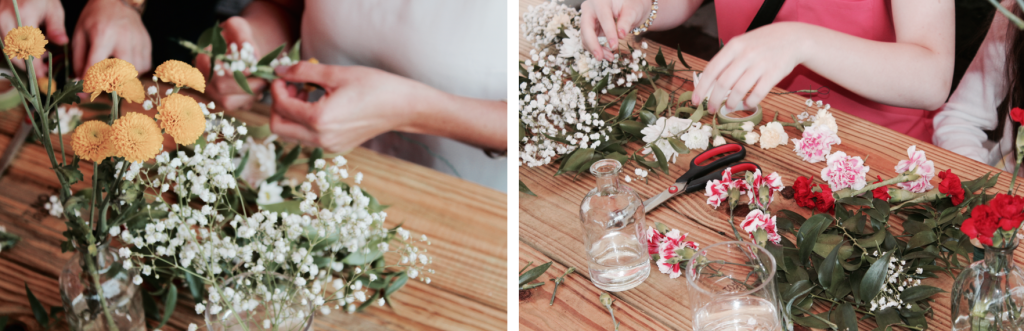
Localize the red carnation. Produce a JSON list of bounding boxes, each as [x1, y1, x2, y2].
[[1012, 107, 1024, 124], [871, 175, 890, 201], [815, 183, 835, 214], [963, 205, 1001, 246], [937, 169, 965, 205], [793, 176, 817, 209], [989, 193, 1024, 231]]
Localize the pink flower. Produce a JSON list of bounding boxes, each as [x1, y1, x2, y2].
[[747, 169, 784, 210], [705, 179, 728, 208], [820, 151, 870, 191], [722, 167, 750, 195], [646, 226, 664, 255], [792, 125, 841, 163], [740, 210, 781, 244], [655, 230, 698, 279], [895, 145, 935, 193]]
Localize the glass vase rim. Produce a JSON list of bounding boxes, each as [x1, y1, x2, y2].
[[590, 159, 622, 177], [684, 240, 778, 298], [983, 241, 1020, 253]]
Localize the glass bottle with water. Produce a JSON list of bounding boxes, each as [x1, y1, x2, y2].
[[580, 159, 650, 291]]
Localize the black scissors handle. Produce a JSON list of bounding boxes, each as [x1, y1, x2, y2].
[[684, 162, 761, 193], [675, 143, 746, 184]]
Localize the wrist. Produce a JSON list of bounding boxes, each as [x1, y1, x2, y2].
[[394, 82, 447, 135]]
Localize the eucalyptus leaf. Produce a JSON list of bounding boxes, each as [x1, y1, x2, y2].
[[289, 40, 303, 62], [899, 285, 944, 303], [257, 43, 286, 67], [797, 214, 830, 263], [818, 241, 845, 291], [520, 180, 537, 196], [655, 48, 667, 67], [157, 284, 178, 328], [617, 90, 638, 122], [25, 283, 48, 328], [668, 138, 689, 154], [908, 231, 937, 249], [386, 271, 409, 296], [233, 71, 253, 95], [650, 143, 669, 174], [519, 261, 553, 287], [654, 89, 669, 116]]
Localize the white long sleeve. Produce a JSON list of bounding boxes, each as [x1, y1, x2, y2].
[[933, 1, 1011, 164]]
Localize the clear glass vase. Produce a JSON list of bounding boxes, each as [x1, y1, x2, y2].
[[579, 159, 650, 291], [950, 241, 1024, 331], [59, 244, 145, 331], [204, 272, 314, 331]]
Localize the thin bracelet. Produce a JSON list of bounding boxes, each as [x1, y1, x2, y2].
[[630, 0, 658, 35]]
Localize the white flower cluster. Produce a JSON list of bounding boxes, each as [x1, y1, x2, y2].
[[868, 254, 923, 312], [213, 42, 295, 77], [116, 113, 433, 325], [44, 195, 64, 217], [519, 1, 650, 168], [52, 105, 82, 134], [640, 117, 710, 163]]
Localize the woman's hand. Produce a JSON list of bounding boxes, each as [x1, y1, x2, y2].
[[268, 62, 430, 153], [691, 22, 807, 114], [194, 17, 269, 112], [0, 0, 66, 75], [579, 0, 651, 61], [72, 0, 151, 77]]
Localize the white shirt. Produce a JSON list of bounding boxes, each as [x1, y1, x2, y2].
[[300, 0, 508, 192], [933, 0, 1015, 171]]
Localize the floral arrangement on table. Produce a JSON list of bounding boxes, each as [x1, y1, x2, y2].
[[179, 23, 301, 95], [1, 2, 432, 329]]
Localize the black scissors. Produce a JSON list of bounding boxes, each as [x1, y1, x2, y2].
[[642, 143, 760, 213]]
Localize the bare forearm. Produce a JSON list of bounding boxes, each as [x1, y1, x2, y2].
[[648, 0, 703, 32], [241, 0, 301, 55], [402, 90, 507, 151]]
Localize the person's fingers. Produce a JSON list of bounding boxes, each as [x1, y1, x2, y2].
[[71, 27, 87, 77], [194, 52, 213, 79], [706, 60, 747, 113], [273, 62, 346, 91], [745, 70, 786, 110], [42, 4, 67, 45], [270, 113, 319, 146], [615, 3, 639, 40], [84, 34, 116, 73], [724, 69, 761, 112], [692, 47, 735, 105], [221, 17, 256, 52], [594, 2, 618, 55], [270, 79, 315, 124], [580, 2, 603, 61], [0, 10, 16, 40]]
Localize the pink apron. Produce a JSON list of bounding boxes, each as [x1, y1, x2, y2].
[[715, 0, 934, 141]]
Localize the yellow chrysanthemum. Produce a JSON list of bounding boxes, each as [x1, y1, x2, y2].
[[116, 78, 145, 104], [82, 58, 138, 102], [154, 60, 205, 93], [157, 94, 206, 145], [71, 120, 114, 162], [110, 112, 163, 162], [308, 58, 319, 64], [36, 77, 55, 95], [3, 26, 46, 60]]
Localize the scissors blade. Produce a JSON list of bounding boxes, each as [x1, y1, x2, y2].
[[643, 182, 686, 213], [0, 119, 33, 181]]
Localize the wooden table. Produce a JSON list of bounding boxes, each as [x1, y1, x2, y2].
[[0, 90, 507, 330], [518, 0, 1018, 329]]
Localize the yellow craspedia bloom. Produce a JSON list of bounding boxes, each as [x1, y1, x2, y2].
[[3, 26, 46, 60], [117, 78, 145, 104], [71, 120, 114, 162], [82, 58, 138, 102], [110, 112, 162, 162], [154, 60, 205, 93], [157, 94, 206, 145], [36, 77, 55, 95]]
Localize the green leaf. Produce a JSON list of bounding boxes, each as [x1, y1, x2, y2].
[[210, 24, 226, 56], [259, 200, 302, 214], [618, 120, 645, 137], [281, 144, 301, 165], [655, 48, 667, 67], [797, 214, 830, 263], [385, 271, 409, 296], [676, 45, 691, 69], [519, 180, 537, 196], [839, 302, 858, 331], [257, 43, 286, 67], [58, 163, 83, 185], [519, 261, 552, 287], [668, 138, 689, 154], [638, 110, 657, 125], [157, 284, 178, 328], [856, 230, 887, 248], [900, 285, 944, 303], [603, 152, 629, 165], [908, 231, 937, 249], [650, 143, 670, 174], [184, 270, 205, 304], [592, 76, 610, 93], [197, 25, 215, 48], [25, 283, 48, 328], [233, 71, 253, 95], [248, 123, 271, 140], [618, 90, 639, 122], [562, 148, 595, 174], [343, 249, 384, 265], [874, 308, 902, 329], [289, 40, 302, 62], [860, 250, 894, 302], [654, 89, 670, 116], [818, 241, 845, 291]]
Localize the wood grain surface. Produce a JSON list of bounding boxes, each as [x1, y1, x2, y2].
[[0, 88, 507, 330], [518, 0, 1018, 329]]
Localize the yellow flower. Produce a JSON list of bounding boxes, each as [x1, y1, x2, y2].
[[116, 78, 145, 104], [110, 112, 162, 162], [154, 60, 205, 93], [3, 26, 46, 60], [308, 58, 319, 64], [72, 120, 114, 162], [157, 94, 206, 145], [82, 58, 138, 102], [36, 77, 55, 95]]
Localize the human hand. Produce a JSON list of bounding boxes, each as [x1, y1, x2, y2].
[[268, 62, 432, 153], [0, 0, 66, 76], [579, 0, 651, 61], [691, 22, 807, 114], [194, 17, 268, 111], [72, 0, 150, 78]]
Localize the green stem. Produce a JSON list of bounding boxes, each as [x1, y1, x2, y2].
[[82, 245, 120, 331], [847, 173, 920, 198], [1011, 159, 1021, 195], [727, 205, 742, 241]]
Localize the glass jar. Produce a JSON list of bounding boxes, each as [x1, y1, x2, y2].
[[204, 272, 314, 331], [59, 244, 145, 331], [580, 159, 650, 291], [686, 241, 782, 331], [950, 240, 1024, 330]]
